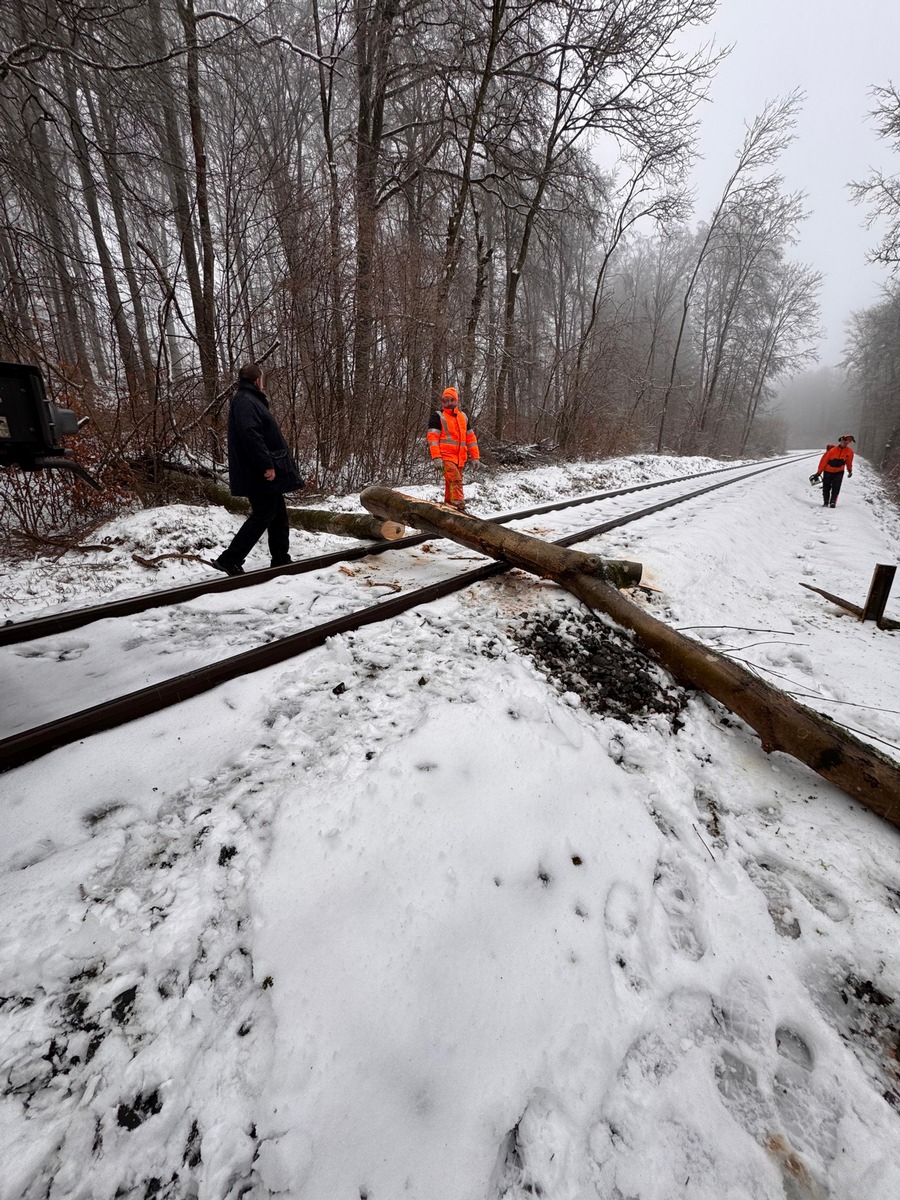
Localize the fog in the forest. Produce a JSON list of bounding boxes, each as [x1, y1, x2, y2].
[[775, 367, 858, 450]]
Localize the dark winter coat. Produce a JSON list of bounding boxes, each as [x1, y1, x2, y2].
[[226, 382, 304, 497]]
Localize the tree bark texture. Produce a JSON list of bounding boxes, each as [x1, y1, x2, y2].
[[360, 487, 900, 830], [202, 479, 404, 540], [285, 508, 406, 541], [176, 0, 218, 410], [61, 60, 140, 403], [360, 487, 642, 588]]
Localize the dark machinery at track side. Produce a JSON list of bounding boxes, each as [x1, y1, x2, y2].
[[0, 361, 100, 489]]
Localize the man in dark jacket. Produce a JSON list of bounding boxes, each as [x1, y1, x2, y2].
[[212, 364, 305, 575]]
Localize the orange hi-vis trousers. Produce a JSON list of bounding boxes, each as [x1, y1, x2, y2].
[[440, 460, 465, 509]]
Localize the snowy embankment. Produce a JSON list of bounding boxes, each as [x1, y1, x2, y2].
[[2, 454, 900, 1199]]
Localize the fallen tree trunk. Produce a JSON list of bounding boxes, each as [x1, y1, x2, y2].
[[360, 487, 900, 829], [284, 507, 406, 541], [201, 479, 405, 541], [359, 488, 642, 588]]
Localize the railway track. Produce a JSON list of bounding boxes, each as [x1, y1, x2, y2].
[[0, 454, 806, 647], [0, 454, 813, 772]]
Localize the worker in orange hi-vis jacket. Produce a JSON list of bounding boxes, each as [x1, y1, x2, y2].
[[427, 386, 480, 511], [810, 434, 855, 508]]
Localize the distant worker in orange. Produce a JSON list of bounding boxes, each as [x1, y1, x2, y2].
[[810, 434, 855, 508], [427, 386, 480, 511]]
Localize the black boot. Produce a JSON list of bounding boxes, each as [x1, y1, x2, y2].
[[211, 555, 245, 576], [270, 555, 292, 569]]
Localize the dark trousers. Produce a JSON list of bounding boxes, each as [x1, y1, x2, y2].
[[822, 472, 844, 506], [224, 492, 290, 565]]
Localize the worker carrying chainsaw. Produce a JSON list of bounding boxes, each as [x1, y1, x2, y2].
[[809, 434, 855, 508], [427, 386, 480, 511]]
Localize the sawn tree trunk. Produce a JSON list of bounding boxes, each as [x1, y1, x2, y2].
[[286, 508, 405, 541], [360, 486, 900, 830], [203, 479, 404, 540], [360, 487, 642, 588]]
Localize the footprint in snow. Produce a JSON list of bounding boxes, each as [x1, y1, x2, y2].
[[489, 1087, 587, 1199], [772, 1026, 838, 1167], [744, 857, 849, 938], [603, 881, 649, 994], [775, 1025, 815, 1071], [715, 1032, 839, 1199], [744, 858, 802, 939], [711, 971, 841, 1197], [783, 864, 849, 923], [13, 640, 88, 661], [716, 972, 771, 1052], [652, 857, 705, 961], [595, 989, 771, 1193]]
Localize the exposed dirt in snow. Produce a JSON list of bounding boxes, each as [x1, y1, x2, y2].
[[509, 606, 687, 726]]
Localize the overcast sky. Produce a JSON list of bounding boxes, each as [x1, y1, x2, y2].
[[688, 0, 900, 367]]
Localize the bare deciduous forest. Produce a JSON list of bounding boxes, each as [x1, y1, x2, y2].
[[841, 87, 900, 493], [9, 0, 900, 536], [835, 82, 900, 502]]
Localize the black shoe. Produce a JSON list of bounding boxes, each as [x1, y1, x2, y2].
[[270, 556, 292, 569], [829, 502, 836, 508], [211, 555, 244, 576]]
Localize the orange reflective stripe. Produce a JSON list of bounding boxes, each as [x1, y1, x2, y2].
[[441, 409, 465, 450], [437, 410, 465, 463], [443, 461, 464, 505], [428, 405, 479, 465]]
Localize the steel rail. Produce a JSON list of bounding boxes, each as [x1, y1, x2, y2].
[[553, 454, 809, 546], [0, 454, 813, 773], [0, 454, 810, 647]]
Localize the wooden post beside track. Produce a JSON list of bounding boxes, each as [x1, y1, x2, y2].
[[861, 564, 897, 626], [800, 575, 900, 630]]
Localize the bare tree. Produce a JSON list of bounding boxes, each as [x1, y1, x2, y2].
[[735, 259, 820, 454], [686, 183, 807, 447], [655, 91, 803, 451], [0, 0, 829, 529], [852, 83, 900, 268]]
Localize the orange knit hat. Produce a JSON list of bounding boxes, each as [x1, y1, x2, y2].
[[441, 387, 459, 402]]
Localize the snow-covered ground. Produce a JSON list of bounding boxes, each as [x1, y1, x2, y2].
[[2, 454, 900, 1200]]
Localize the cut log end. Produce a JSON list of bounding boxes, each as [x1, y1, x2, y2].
[[572, 556, 643, 588], [379, 521, 406, 541]]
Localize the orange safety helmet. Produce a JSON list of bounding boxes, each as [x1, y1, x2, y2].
[[441, 387, 459, 403]]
